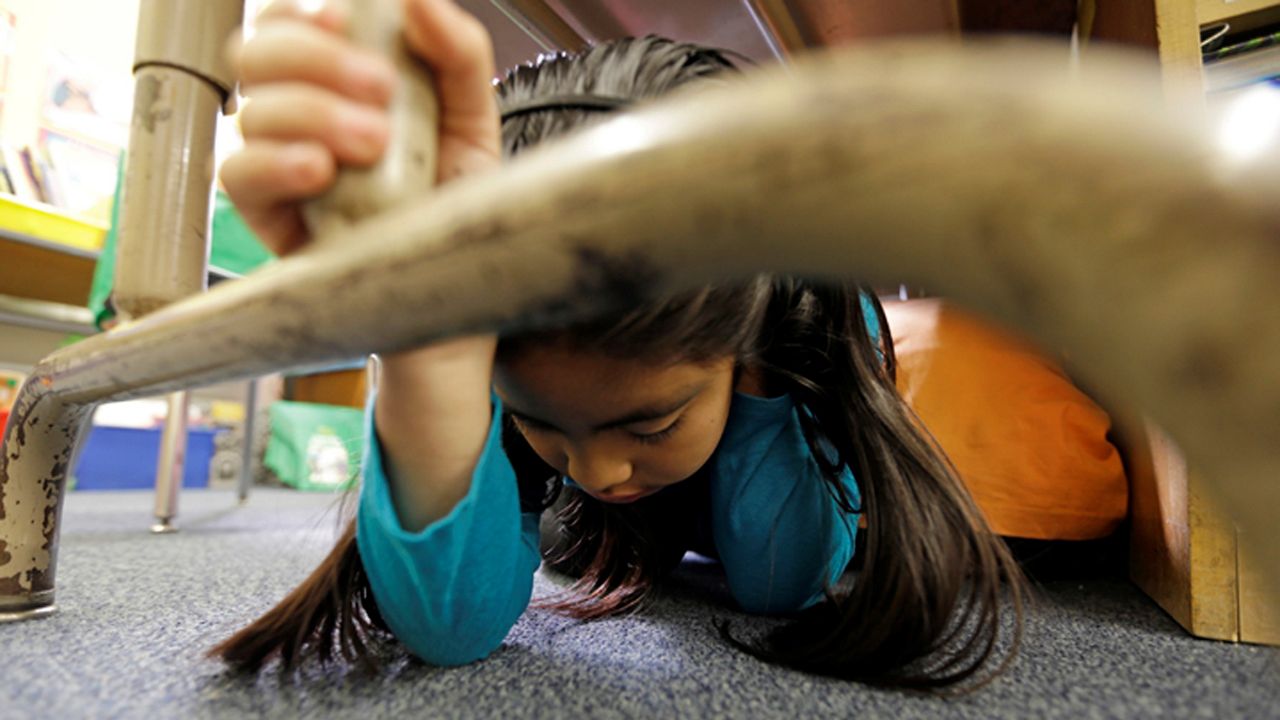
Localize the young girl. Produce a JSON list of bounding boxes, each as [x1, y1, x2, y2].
[[213, 0, 1023, 689]]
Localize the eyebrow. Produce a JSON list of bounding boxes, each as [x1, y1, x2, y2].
[[505, 383, 706, 434]]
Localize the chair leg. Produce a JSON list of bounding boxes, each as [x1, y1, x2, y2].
[[236, 380, 258, 505], [151, 391, 189, 534], [114, 0, 243, 531]]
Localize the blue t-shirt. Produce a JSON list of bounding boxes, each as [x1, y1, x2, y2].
[[356, 392, 862, 666], [355, 295, 878, 666]]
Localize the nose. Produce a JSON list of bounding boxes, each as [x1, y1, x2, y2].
[[566, 447, 633, 496]]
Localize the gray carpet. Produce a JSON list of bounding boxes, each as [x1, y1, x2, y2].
[[1, 488, 1277, 720]]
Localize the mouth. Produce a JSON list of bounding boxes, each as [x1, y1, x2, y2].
[[595, 488, 659, 504]]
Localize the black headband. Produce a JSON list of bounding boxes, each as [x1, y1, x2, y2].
[[499, 94, 632, 122]]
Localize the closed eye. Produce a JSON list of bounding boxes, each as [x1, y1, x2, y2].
[[510, 411, 683, 444], [510, 414, 555, 434], [631, 417, 682, 445]]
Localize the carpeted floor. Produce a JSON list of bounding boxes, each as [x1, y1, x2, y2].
[[1, 488, 1277, 720]]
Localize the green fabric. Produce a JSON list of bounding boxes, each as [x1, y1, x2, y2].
[[89, 154, 276, 329], [86, 155, 126, 328], [264, 400, 364, 492], [208, 192, 276, 271]]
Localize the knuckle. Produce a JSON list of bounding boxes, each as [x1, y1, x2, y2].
[[294, 149, 335, 191], [317, 98, 349, 140]]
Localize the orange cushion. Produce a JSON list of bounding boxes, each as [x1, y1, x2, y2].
[[885, 299, 1127, 541]]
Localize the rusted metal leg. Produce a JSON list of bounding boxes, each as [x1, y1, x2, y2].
[[151, 391, 189, 534], [0, 386, 95, 619]]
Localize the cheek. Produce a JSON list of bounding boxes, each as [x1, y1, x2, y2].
[[640, 407, 729, 484], [521, 432, 567, 473]]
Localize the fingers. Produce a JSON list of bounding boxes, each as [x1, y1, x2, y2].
[[403, 0, 500, 146], [240, 20, 397, 107], [226, 1, 361, 98], [239, 83, 390, 166], [220, 0, 502, 254], [222, 139, 335, 199], [255, 0, 349, 31], [224, 0, 394, 254], [219, 140, 335, 254]]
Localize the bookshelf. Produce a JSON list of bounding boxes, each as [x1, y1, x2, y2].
[[0, 194, 239, 313], [0, 191, 107, 251], [1089, 0, 1280, 648], [0, 199, 101, 307], [1199, 0, 1280, 25], [1201, 2, 1280, 95], [0, 196, 100, 371]]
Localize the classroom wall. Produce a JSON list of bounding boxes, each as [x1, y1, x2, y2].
[[0, 323, 75, 372], [1, 0, 140, 150]]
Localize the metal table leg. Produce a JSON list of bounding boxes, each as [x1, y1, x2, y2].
[[151, 391, 189, 533], [237, 379, 258, 504]]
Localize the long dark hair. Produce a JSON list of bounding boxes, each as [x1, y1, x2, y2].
[[212, 36, 1023, 689]]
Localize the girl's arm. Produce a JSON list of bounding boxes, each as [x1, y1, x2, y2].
[[710, 393, 860, 614], [225, 0, 533, 663], [357, 393, 541, 665], [375, 339, 497, 531], [224, 0, 502, 528]]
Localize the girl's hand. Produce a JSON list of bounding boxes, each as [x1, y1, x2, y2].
[[221, 0, 501, 256], [224, 0, 500, 531]]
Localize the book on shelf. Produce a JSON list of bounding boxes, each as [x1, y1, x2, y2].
[[0, 141, 39, 202], [27, 146, 66, 207], [18, 146, 50, 205], [36, 128, 118, 222], [0, 134, 117, 223], [1204, 26, 1280, 93]]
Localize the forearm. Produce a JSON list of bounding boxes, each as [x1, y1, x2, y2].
[[374, 335, 497, 533], [356, 400, 541, 666]]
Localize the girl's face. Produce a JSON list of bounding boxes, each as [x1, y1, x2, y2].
[[494, 343, 737, 504]]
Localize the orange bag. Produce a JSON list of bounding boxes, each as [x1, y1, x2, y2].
[[885, 299, 1127, 540]]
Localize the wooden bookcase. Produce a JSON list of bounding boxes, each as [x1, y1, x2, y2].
[[1121, 420, 1279, 644], [1090, 0, 1280, 646], [1198, 0, 1280, 24]]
